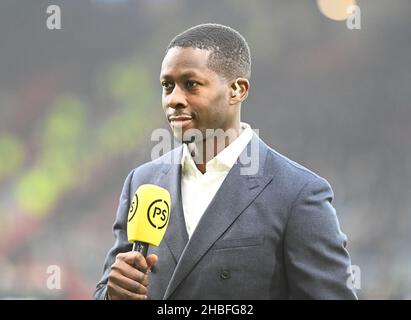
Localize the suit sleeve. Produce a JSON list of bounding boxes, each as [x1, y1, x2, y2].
[[284, 177, 358, 299], [93, 169, 135, 300]]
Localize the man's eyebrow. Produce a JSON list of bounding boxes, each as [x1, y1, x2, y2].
[[160, 70, 202, 80]]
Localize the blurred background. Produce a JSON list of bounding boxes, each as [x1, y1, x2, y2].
[[0, 0, 410, 299]]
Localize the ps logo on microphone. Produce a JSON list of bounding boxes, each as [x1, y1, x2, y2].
[[128, 194, 138, 222], [147, 199, 170, 229]]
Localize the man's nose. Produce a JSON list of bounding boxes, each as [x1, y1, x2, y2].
[[166, 85, 187, 109]]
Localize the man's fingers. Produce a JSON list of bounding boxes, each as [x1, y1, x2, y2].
[[107, 280, 147, 300], [116, 251, 149, 272], [109, 272, 147, 295], [111, 259, 146, 283], [146, 254, 158, 271], [112, 252, 156, 291]]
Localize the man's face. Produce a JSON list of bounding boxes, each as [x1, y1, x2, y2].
[[160, 47, 234, 143]]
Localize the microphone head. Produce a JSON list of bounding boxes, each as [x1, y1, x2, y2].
[[127, 184, 171, 246]]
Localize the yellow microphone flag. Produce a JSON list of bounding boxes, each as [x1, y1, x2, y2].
[[127, 184, 171, 246]]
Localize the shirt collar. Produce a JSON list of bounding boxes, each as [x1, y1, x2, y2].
[[181, 122, 253, 174]]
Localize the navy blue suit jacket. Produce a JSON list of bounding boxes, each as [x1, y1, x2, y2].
[[94, 134, 357, 299]]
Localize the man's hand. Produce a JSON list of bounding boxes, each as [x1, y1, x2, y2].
[[107, 252, 158, 300]]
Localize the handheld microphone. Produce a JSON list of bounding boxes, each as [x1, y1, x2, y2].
[[127, 184, 171, 257]]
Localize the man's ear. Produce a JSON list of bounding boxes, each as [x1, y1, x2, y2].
[[229, 78, 250, 104]]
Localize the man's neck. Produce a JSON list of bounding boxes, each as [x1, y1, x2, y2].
[[189, 124, 242, 174]]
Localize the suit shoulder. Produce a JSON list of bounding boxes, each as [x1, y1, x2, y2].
[[264, 144, 330, 187]]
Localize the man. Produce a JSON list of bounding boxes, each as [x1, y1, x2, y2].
[[94, 23, 357, 300]]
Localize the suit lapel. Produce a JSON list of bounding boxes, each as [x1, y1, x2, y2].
[[163, 135, 273, 299], [157, 147, 189, 264]]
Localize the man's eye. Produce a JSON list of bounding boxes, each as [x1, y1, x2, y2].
[[161, 81, 174, 90], [187, 80, 198, 89]]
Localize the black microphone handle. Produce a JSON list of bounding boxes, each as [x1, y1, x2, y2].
[[132, 241, 149, 257]]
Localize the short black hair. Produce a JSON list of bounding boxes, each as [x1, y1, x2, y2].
[[166, 23, 251, 80]]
